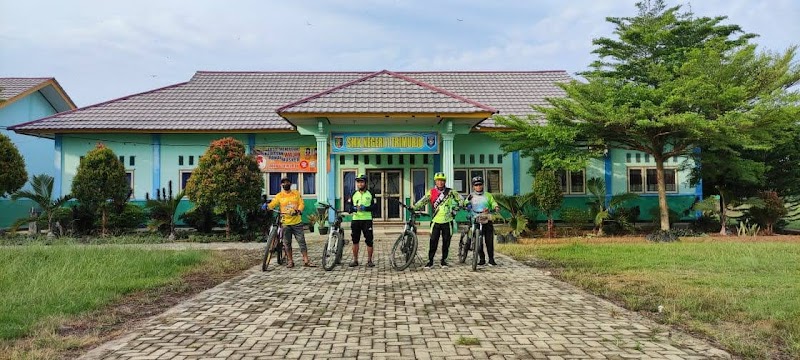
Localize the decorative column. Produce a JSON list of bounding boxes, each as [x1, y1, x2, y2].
[[152, 134, 161, 197], [54, 134, 62, 198], [604, 149, 613, 206], [315, 119, 329, 204]]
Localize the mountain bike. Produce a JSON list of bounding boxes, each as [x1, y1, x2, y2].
[[261, 211, 289, 271], [390, 202, 425, 271], [458, 211, 495, 271], [317, 202, 349, 271]]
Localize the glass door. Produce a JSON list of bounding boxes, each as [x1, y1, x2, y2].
[[366, 170, 403, 221], [367, 171, 383, 220]]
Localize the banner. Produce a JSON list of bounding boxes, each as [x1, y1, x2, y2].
[[254, 146, 317, 173], [331, 132, 439, 154]]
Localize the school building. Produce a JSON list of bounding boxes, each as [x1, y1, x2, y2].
[[8, 70, 701, 224]]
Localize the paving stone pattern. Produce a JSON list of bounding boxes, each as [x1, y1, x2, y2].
[[82, 234, 730, 359]]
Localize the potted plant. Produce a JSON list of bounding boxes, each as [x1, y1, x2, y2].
[[306, 213, 317, 233], [316, 212, 329, 235]]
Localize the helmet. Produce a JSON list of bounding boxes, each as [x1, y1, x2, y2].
[[355, 174, 366, 182], [434, 172, 446, 181], [280, 177, 291, 184], [472, 176, 484, 185]]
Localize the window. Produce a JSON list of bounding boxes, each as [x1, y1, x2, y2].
[[376, 155, 382, 165], [497, 154, 503, 164], [459, 154, 466, 164], [119, 156, 125, 164], [387, 155, 393, 165], [341, 170, 356, 210], [266, 172, 314, 196], [129, 156, 135, 166], [125, 171, 134, 198], [489, 154, 494, 164], [455, 168, 503, 194], [479, 154, 485, 164], [189, 156, 194, 166], [179, 156, 184, 166], [180, 171, 192, 190], [412, 169, 428, 209], [339, 155, 345, 165], [364, 155, 370, 164], [628, 167, 677, 193], [555, 170, 585, 195], [399, 155, 404, 165], [469, 154, 475, 164], [423, 154, 429, 164]]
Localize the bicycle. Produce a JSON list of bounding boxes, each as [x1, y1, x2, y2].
[[458, 210, 495, 271], [389, 202, 425, 271], [261, 210, 290, 272], [317, 202, 349, 271]]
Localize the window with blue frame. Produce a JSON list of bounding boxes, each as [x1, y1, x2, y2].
[[342, 170, 356, 210], [412, 169, 428, 210], [180, 171, 192, 190], [266, 172, 314, 196]]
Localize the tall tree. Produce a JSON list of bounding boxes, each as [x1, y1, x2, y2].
[[0, 133, 27, 197], [532, 170, 563, 238], [184, 137, 262, 238], [494, 0, 800, 230], [71, 144, 130, 236]]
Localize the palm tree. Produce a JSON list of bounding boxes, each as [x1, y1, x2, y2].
[[145, 181, 185, 239], [586, 177, 639, 236], [494, 193, 536, 237], [11, 174, 72, 236]]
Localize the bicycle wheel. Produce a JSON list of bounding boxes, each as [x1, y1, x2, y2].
[[472, 233, 482, 271], [262, 233, 279, 272], [335, 230, 345, 264], [458, 231, 468, 264], [390, 231, 417, 271], [322, 232, 339, 271]]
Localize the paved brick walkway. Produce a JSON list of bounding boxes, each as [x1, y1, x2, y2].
[[82, 235, 730, 359]]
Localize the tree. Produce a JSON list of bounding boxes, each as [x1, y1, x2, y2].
[[71, 143, 130, 236], [11, 174, 72, 236], [145, 181, 184, 240], [0, 133, 27, 197], [532, 170, 563, 238], [494, 0, 800, 230], [586, 177, 639, 236], [184, 137, 262, 238], [748, 190, 788, 235]]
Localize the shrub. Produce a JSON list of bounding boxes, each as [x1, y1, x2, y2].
[[144, 181, 185, 237], [180, 206, 221, 234], [690, 214, 719, 234], [646, 229, 703, 242], [748, 191, 788, 235], [648, 206, 680, 225], [0, 133, 27, 197], [561, 207, 592, 227], [71, 144, 130, 235], [184, 138, 262, 238], [105, 203, 147, 234], [603, 206, 640, 235]]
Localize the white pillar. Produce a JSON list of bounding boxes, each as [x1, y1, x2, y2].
[[442, 132, 455, 186], [315, 135, 328, 204]]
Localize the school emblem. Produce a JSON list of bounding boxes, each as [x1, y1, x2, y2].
[[426, 134, 437, 148]]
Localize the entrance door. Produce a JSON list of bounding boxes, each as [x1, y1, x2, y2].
[[367, 170, 403, 221]]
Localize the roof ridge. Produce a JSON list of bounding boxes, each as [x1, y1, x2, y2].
[[8, 81, 189, 131], [276, 70, 497, 113]]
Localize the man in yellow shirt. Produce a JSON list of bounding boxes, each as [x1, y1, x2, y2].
[[267, 177, 316, 268]]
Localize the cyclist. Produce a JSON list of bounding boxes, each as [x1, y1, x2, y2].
[[466, 176, 500, 266], [266, 177, 316, 268], [347, 174, 375, 267], [413, 172, 465, 269]]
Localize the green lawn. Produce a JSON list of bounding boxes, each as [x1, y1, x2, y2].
[[0, 245, 208, 340], [497, 239, 800, 359]]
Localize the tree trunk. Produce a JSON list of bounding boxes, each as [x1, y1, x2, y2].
[[655, 157, 670, 231], [226, 212, 231, 240], [547, 216, 555, 238], [718, 190, 728, 236], [101, 209, 107, 237]]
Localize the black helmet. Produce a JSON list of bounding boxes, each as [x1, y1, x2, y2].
[[280, 177, 291, 184], [355, 173, 366, 182], [472, 176, 484, 186]]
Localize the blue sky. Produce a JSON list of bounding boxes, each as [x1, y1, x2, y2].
[[1, 0, 798, 106]]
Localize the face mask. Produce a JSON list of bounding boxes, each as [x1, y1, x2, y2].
[[282, 184, 291, 191]]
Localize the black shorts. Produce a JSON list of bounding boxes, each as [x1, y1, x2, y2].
[[351, 220, 374, 247]]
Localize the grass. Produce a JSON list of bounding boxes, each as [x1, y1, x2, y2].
[[0, 248, 259, 359], [497, 237, 800, 359], [0, 232, 248, 246], [455, 336, 480, 346], [0, 245, 207, 340]]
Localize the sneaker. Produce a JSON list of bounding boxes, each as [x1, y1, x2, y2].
[[349, 261, 359, 267], [424, 262, 434, 269], [488, 260, 497, 267], [477, 260, 486, 266], [367, 261, 375, 268], [440, 262, 449, 268]]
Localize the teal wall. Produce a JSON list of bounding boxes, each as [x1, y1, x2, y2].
[[0, 92, 59, 228]]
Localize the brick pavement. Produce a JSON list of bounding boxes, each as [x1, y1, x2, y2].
[[81, 234, 731, 359]]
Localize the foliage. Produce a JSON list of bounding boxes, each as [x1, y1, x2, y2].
[[71, 144, 130, 235], [227, 205, 271, 241], [645, 229, 703, 242], [737, 220, 760, 237], [648, 206, 680, 226], [179, 206, 221, 234], [105, 203, 147, 235], [602, 206, 640, 236], [747, 191, 788, 235], [494, 0, 800, 232], [144, 181, 185, 238], [585, 177, 639, 235], [533, 170, 563, 238], [10, 174, 73, 236], [184, 137, 262, 238], [560, 207, 592, 227], [0, 133, 27, 197], [494, 193, 535, 237]]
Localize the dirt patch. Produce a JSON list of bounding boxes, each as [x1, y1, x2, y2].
[[0, 249, 260, 360]]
